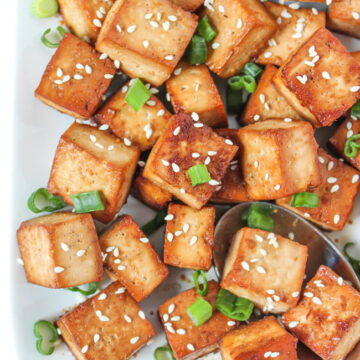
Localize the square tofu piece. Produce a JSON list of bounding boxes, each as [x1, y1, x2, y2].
[[143, 112, 238, 209], [221, 316, 298, 360], [169, 0, 203, 11], [99, 215, 169, 301], [159, 280, 238, 360], [57, 282, 155, 360], [273, 28, 360, 127], [352, 51, 360, 64], [203, 0, 278, 78], [166, 61, 227, 128], [242, 65, 303, 125], [35, 33, 116, 119], [282, 265, 360, 360], [164, 203, 215, 270], [48, 122, 140, 223], [95, 81, 172, 151], [257, 3, 325, 66], [221, 227, 308, 313], [276, 149, 360, 231], [237, 119, 320, 201], [17, 212, 103, 288], [96, 0, 198, 86]]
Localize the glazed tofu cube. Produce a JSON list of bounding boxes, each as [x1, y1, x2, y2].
[[35, 33, 116, 119], [204, 0, 278, 78], [169, 0, 203, 11], [237, 119, 320, 201], [221, 227, 308, 313], [96, 0, 198, 86], [95, 81, 172, 151], [57, 281, 156, 360], [159, 280, 238, 360], [257, 3, 325, 66], [221, 316, 298, 360], [166, 61, 227, 128], [164, 203, 215, 270], [352, 51, 360, 64], [48, 122, 140, 223], [282, 265, 360, 360], [273, 28, 360, 127], [143, 112, 238, 209], [17, 212, 103, 288], [276, 149, 360, 231]]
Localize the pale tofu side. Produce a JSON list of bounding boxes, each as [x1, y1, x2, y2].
[[282, 265, 360, 360], [221, 227, 308, 314], [57, 282, 156, 360], [169, 0, 203, 11]]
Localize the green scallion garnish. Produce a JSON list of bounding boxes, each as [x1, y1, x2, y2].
[[141, 209, 167, 236], [197, 15, 216, 43], [243, 203, 274, 232], [125, 78, 152, 112], [33, 320, 59, 355], [290, 192, 320, 208], [31, 0, 58, 18], [193, 270, 208, 296], [243, 62, 263, 78], [66, 282, 99, 296], [344, 134, 360, 158], [187, 35, 208, 65], [350, 100, 360, 119], [70, 191, 105, 213], [228, 76, 244, 91], [27, 188, 65, 213], [154, 346, 175, 360], [241, 75, 257, 93], [186, 297, 213, 326], [187, 164, 211, 187], [344, 242, 360, 276], [41, 26, 67, 48], [226, 88, 248, 115]]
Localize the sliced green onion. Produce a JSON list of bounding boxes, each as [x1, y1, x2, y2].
[[344, 134, 360, 158], [243, 62, 263, 78], [187, 35, 208, 65], [27, 188, 65, 213], [154, 346, 175, 360], [186, 297, 213, 326], [66, 282, 99, 296], [241, 75, 257, 93], [228, 76, 244, 91], [197, 16, 216, 43], [351, 100, 360, 119], [187, 164, 211, 186], [141, 209, 167, 236], [344, 242, 360, 276], [244, 203, 274, 232], [193, 270, 208, 296], [227, 88, 248, 115], [33, 320, 59, 355], [32, 0, 58, 18], [125, 78, 151, 112], [290, 192, 320, 208], [41, 26, 67, 48], [70, 191, 105, 213]]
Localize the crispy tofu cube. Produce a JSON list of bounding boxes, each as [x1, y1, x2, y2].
[[143, 112, 238, 209], [237, 119, 320, 200], [166, 61, 227, 128], [169, 0, 203, 11], [95, 81, 172, 151], [276, 149, 360, 231], [99, 215, 169, 301], [352, 51, 360, 64], [273, 28, 360, 127], [35, 33, 116, 119], [164, 203, 215, 270], [48, 122, 140, 223], [159, 280, 238, 360], [17, 212, 103, 288], [257, 3, 325, 66], [96, 0, 198, 86], [221, 227, 308, 313], [221, 316, 298, 360], [57, 281, 156, 360], [203, 0, 278, 78], [282, 265, 360, 360]]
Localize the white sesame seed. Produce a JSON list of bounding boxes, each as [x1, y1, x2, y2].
[[130, 337, 139, 344], [60, 242, 69, 251], [264, 351, 272, 358], [259, 94, 265, 104], [256, 266, 266, 274], [189, 236, 198, 246], [190, 112, 199, 121], [104, 74, 114, 79], [271, 352, 280, 358], [264, 51, 272, 59], [176, 329, 186, 335], [127, 25, 136, 33], [62, 75, 70, 83], [113, 248, 120, 257], [330, 184, 340, 193], [236, 18, 243, 28], [337, 277, 343, 286], [296, 75, 308, 85], [254, 160, 259, 168], [163, 314, 169, 322], [352, 12, 360, 20], [173, 126, 181, 136], [146, 100, 156, 106], [225, 139, 233, 145], [118, 265, 126, 271], [145, 13, 152, 19], [304, 292, 314, 298], [187, 344, 195, 351], [273, 295, 280, 302], [312, 8, 318, 15], [115, 287, 126, 294], [327, 177, 337, 183], [175, 230, 183, 237], [54, 266, 64, 273], [304, 60, 315, 67], [259, 248, 267, 257], [94, 334, 100, 343], [56, 67, 63, 77], [204, 156, 211, 165], [99, 124, 109, 131], [291, 291, 299, 297], [114, 259, 121, 264], [191, 152, 200, 158], [84, 65, 92, 74], [93, 19, 102, 27], [289, 321, 299, 328], [106, 246, 114, 252], [288, 232, 295, 240], [209, 179, 220, 186], [98, 293, 107, 301], [81, 345, 88, 353], [172, 163, 180, 173], [289, 2, 300, 9], [322, 71, 331, 80], [161, 159, 170, 166], [73, 74, 83, 80], [350, 86, 360, 92], [352, 174, 359, 183], [113, 60, 120, 69], [168, 304, 175, 314], [333, 214, 340, 224], [266, 289, 275, 295], [142, 40, 150, 49], [162, 21, 170, 31], [312, 297, 322, 305], [304, 212, 311, 218], [116, 24, 122, 32], [274, 184, 281, 191], [241, 261, 250, 271], [124, 138, 132, 146], [164, 214, 174, 221], [167, 232, 174, 242], [183, 223, 190, 233], [76, 250, 85, 257], [254, 114, 260, 121], [124, 314, 132, 323], [140, 237, 149, 243], [194, 123, 203, 128], [180, 188, 186, 194], [138, 310, 145, 320], [208, 151, 217, 156], [212, 42, 220, 49], [171, 316, 180, 321], [318, 156, 325, 164], [150, 20, 159, 28]]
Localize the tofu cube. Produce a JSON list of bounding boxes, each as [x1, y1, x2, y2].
[[143, 112, 238, 209], [96, 0, 198, 86], [166, 61, 227, 128], [352, 51, 360, 64], [257, 3, 325, 66], [169, 0, 203, 11], [276, 149, 360, 231], [221, 227, 308, 313], [17, 212, 103, 288], [48, 122, 140, 223], [237, 119, 320, 201], [95, 81, 172, 151], [282, 265, 360, 360], [221, 316, 298, 360], [35, 33, 116, 119], [203, 0, 278, 78], [99, 215, 169, 301], [164, 203, 215, 270], [273, 28, 360, 127], [159, 280, 238, 360], [57, 281, 156, 360]]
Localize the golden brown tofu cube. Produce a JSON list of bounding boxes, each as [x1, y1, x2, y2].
[[48, 122, 140, 223], [273, 28, 360, 127], [282, 265, 360, 360], [143, 112, 238, 209], [35, 33, 116, 119], [257, 3, 325, 66], [166, 61, 227, 128], [203, 0, 278, 78], [221, 316, 298, 360], [57, 281, 156, 360], [221, 227, 308, 313], [96, 0, 198, 86], [99, 215, 169, 301], [164, 203, 215, 270], [352, 50, 360, 64], [159, 280, 238, 360], [169, 0, 203, 11], [17, 212, 103, 288], [276, 149, 360, 231], [238, 119, 320, 201]]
